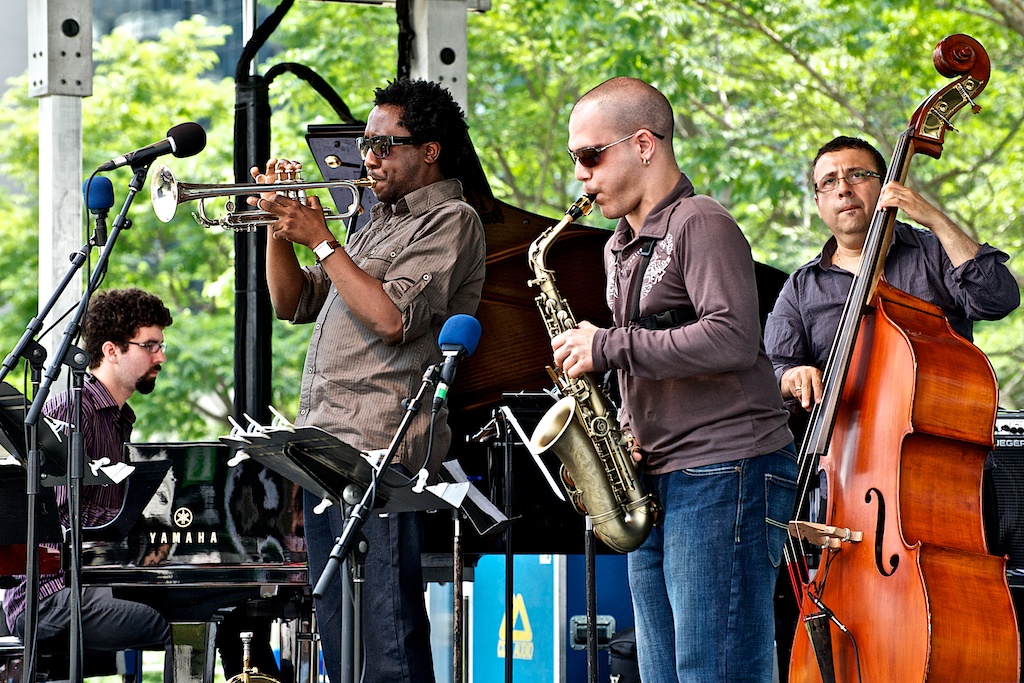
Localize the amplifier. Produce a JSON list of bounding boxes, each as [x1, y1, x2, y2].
[[996, 411, 1024, 449], [993, 411, 1024, 570]]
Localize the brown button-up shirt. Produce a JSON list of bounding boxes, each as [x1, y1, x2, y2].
[[291, 178, 486, 477]]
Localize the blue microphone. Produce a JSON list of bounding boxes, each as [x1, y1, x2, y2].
[[83, 176, 115, 246], [432, 314, 482, 412]]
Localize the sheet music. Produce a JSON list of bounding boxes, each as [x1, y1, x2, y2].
[[498, 405, 566, 502]]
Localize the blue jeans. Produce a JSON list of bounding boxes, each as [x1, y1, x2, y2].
[[304, 490, 435, 683], [628, 445, 797, 683]]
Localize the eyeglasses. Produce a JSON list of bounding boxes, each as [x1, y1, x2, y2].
[[568, 130, 666, 168], [813, 169, 882, 194], [355, 135, 422, 160], [126, 340, 167, 354]]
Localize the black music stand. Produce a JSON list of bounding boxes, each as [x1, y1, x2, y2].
[[220, 411, 508, 683], [0, 383, 69, 480], [219, 420, 467, 515], [0, 468, 63, 547], [498, 391, 607, 683]]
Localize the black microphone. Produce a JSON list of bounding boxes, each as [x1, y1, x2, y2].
[[82, 176, 114, 246], [432, 314, 482, 412], [96, 122, 207, 172]]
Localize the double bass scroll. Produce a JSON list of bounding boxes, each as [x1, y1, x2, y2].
[[788, 34, 1019, 683]]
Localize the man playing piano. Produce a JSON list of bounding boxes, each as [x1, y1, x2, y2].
[[2, 287, 175, 679], [250, 78, 486, 683]]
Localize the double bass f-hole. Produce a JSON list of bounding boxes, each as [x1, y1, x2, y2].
[[865, 487, 898, 577]]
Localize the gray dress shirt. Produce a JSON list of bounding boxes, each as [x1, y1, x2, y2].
[[765, 222, 1019, 382]]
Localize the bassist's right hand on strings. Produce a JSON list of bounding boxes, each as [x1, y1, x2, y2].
[[781, 366, 823, 411]]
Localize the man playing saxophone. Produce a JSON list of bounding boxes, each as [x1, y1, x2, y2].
[[552, 76, 795, 683]]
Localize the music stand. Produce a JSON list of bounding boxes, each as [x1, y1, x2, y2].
[[0, 383, 68, 479], [0, 467, 63, 546], [305, 124, 378, 236], [219, 420, 465, 514], [220, 411, 509, 683], [498, 391, 607, 683]]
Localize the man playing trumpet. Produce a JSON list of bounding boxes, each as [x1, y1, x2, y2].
[[249, 78, 486, 683]]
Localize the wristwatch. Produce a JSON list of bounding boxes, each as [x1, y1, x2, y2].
[[313, 239, 341, 263]]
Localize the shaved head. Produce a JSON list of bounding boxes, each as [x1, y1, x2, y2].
[[573, 77, 674, 140]]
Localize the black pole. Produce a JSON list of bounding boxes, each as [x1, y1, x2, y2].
[[585, 516, 598, 683], [502, 410, 514, 683], [232, 75, 273, 424]]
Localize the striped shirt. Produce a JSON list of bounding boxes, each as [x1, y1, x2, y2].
[[3, 373, 135, 633], [291, 178, 486, 477]]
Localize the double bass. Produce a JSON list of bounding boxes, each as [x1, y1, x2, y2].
[[787, 35, 1020, 682]]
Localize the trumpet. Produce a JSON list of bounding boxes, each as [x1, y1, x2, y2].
[[150, 163, 376, 231]]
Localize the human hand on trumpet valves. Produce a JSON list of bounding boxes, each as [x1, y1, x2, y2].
[[248, 158, 331, 248]]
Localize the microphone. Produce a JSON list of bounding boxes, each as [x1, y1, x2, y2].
[[96, 122, 207, 172], [83, 176, 115, 246], [432, 314, 482, 412]]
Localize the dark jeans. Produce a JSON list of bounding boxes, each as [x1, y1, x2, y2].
[[17, 586, 172, 682], [304, 489, 435, 683]]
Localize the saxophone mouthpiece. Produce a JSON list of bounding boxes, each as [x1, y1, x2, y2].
[[566, 194, 596, 221]]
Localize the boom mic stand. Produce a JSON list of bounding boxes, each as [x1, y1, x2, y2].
[[0, 188, 114, 683], [313, 363, 439, 683], [24, 163, 150, 683]]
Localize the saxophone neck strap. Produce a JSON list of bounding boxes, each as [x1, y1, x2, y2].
[[628, 237, 697, 330]]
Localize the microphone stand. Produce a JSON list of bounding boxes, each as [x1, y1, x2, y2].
[[313, 363, 439, 682], [24, 163, 149, 683], [0, 201, 111, 683]]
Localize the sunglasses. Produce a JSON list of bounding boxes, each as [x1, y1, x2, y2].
[[355, 135, 423, 160], [568, 130, 666, 168]]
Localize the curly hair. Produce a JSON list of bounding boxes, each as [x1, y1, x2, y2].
[[813, 136, 888, 178], [83, 288, 173, 369], [373, 78, 470, 179]]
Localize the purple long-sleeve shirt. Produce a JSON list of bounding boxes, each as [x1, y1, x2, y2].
[[764, 222, 1020, 383], [3, 373, 134, 633]]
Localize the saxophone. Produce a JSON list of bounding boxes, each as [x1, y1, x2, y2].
[[526, 194, 657, 553]]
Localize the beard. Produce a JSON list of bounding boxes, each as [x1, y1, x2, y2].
[[135, 373, 158, 395]]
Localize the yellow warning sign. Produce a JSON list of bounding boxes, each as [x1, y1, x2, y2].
[[496, 593, 535, 660]]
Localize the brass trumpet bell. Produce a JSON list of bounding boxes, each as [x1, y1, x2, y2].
[[150, 164, 375, 231]]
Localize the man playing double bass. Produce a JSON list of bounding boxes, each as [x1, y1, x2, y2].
[[765, 134, 1020, 679], [765, 135, 1019, 412]]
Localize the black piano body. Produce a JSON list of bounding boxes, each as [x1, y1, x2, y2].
[[78, 441, 311, 681]]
